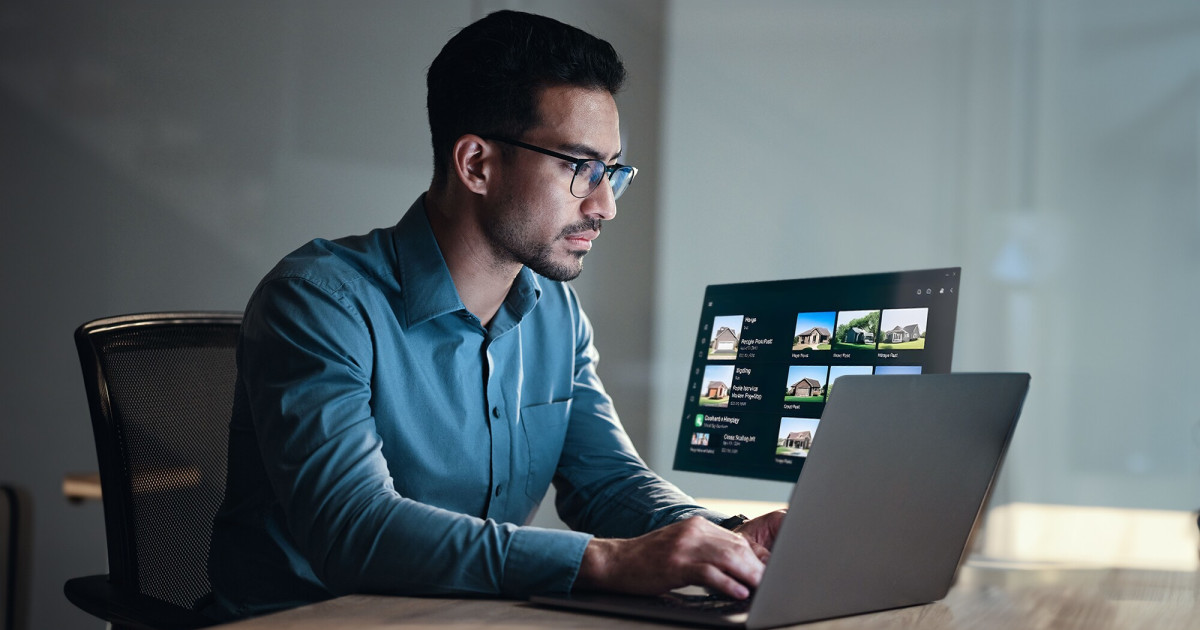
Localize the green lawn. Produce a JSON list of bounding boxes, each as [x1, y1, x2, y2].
[[832, 342, 876, 351], [776, 446, 808, 457], [783, 395, 823, 403], [699, 396, 729, 407]]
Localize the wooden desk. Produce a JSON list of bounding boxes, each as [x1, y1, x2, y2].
[[210, 563, 1198, 629]]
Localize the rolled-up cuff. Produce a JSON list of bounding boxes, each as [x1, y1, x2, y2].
[[671, 507, 732, 528], [501, 526, 593, 597]]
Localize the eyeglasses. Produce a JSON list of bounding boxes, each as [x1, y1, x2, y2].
[[482, 136, 638, 200]]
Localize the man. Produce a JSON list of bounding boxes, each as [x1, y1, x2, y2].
[[206, 10, 783, 621]]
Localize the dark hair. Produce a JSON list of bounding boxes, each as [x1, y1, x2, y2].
[[426, 10, 626, 187]]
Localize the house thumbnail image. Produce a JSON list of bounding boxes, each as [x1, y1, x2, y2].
[[783, 365, 829, 403], [844, 327, 874, 343], [711, 327, 739, 353], [790, 379, 820, 397], [792, 311, 836, 350], [884, 324, 920, 343], [776, 416, 820, 458], [708, 314, 744, 359], [876, 307, 929, 350], [782, 431, 811, 449], [699, 364, 736, 408], [833, 309, 881, 350]]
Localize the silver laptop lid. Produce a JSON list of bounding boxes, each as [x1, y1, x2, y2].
[[747, 372, 1029, 629]]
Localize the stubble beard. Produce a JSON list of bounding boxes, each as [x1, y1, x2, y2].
[[483, 200, 601, 283]]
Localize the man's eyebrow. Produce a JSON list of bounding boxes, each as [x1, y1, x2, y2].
[[559, 141, 624, 163]]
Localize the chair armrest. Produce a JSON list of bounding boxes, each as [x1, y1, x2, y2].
[[64, 575, 215, 630]]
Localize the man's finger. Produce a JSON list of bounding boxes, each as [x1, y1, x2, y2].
[[745, 538, 771, 563], [694, 564, 751, 600], [708, 539, 766, 592]]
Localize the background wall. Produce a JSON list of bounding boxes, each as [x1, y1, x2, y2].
[[651, 0, 1200, 513], [1, 1, 1198, 628]]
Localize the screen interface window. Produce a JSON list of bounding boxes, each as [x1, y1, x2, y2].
[[673, 268, 961, 482]]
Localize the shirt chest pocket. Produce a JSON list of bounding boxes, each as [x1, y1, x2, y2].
[[519, 400, 571, 504]]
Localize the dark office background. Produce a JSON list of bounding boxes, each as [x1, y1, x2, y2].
[[2, 1, 1198, 628]]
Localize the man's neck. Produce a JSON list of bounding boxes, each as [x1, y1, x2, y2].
[[424, 189, 520, 328]]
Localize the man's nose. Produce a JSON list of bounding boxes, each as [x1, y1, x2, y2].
[[582, 179, 617, 221]]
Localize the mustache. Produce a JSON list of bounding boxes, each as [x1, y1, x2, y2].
[[558, 218, 603, 238]]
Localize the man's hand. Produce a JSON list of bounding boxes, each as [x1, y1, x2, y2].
[[575, 517, 765, 599], [732, 509, 787, 551]]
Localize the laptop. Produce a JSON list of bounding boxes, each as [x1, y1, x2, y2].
[[532, 372, 1030, 628]]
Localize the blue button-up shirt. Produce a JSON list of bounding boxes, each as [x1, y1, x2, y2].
[[206, 197, 724, 619]]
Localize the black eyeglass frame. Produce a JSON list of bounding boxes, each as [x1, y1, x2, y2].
[[480, 135, 638, 200]]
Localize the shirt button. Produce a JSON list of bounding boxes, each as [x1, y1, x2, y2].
[[494, 484, 503, 497], [491, 406, 499, 418]]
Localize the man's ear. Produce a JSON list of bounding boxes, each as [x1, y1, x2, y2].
[[450, 135, 495, 195]]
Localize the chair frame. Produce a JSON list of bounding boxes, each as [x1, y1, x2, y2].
[[66, 312, 242, 630], [2, 484, 18, 630]]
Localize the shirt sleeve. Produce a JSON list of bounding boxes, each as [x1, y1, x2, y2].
[[551, 288, 729, 539], [241, 275, 591, 598]]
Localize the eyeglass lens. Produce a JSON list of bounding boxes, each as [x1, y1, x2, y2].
[[571, 161, 637, 200]]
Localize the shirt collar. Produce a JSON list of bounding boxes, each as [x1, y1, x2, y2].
[[393, 195, 542, 329], [491, 265, 542, 337]]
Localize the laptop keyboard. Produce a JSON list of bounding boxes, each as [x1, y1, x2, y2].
[[654, 592, 752, 614]]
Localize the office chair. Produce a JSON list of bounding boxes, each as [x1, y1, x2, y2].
[[65, 312, 242, 630], [2, 484, 18, 630]]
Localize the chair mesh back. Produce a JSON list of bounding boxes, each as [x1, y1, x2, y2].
[[90, 320, 238, 609]]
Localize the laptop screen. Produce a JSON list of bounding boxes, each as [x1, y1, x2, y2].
[[673, 267, 961, 482]]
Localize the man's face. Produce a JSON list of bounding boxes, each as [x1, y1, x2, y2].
[[481, 85, 622, 282]]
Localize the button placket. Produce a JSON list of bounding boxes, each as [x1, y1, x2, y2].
[[482, 341, 511, 518]]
